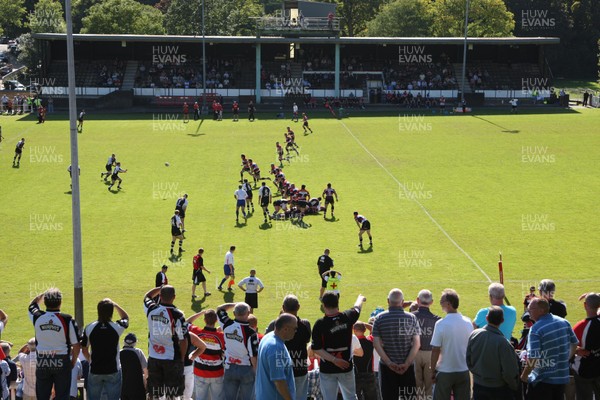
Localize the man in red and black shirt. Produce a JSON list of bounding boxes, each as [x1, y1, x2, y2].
[[187, 309, 225, 400], [311, 293, 366, 399], [572, 293, 600, 399], [353, 321, 378, 400], [192, 248, 211, 299]]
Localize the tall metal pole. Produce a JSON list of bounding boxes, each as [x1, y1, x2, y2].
[[460, 0, 470, 105], [64, 0, 84, 327], [202, 0, 206, 115]]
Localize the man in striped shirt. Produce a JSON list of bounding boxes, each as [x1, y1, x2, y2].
[[521, 297, 578, 400], [187, 310, 225, 400], [373, 288, 421, 400]]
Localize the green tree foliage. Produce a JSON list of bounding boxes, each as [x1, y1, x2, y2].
[[163, 0, 263, 36], [326, 0, 385, 37], [80, 0, 165, 34], [430, 0, 514, 37], [29, 0, 66, 33], [365, 0, 434, 37], [0, 0, 27, 37], [16, 33, 40, 76]]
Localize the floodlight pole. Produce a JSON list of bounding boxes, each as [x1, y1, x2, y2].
[[65, 0, 84, 328], [460, 0, 470, 105], [202, 0, 206, 115]]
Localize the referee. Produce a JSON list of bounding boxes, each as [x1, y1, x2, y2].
[[317, 249, 334, 300], [29, 288, 81, 400]]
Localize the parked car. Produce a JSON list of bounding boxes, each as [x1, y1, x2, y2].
[[0, 64, 13, 76]]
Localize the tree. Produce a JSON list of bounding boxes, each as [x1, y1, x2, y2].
[[430, 0, 515, 37], [0, 0, 27, 37], [365, 0, 434, 37], [80, 0, 165, 34], [29, 0, 66, 34], [16, 33, 41, 77], [325, 0, 385, 37], [163, 0, 263, 36]]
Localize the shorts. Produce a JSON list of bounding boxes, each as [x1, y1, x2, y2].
[[245, 293, 258, 309], [303, 121, 309, 127], [147, 358, 185, 397], [325, 196, 335, 205], [105, 164, 113, 172], [361, 220, 371, 230], [172, 227, 182, 236], [273, 200, 282, 207], [321, 278, 328, 288], [15, 148, 22, 154], [236, 200, 246, 207], [260, 198, 270, 207], [193, 269, 206, 284], [176, 209, 186, 218], [78, 118, 84, 123], [224, 264, 233, 276], [246, 193, 253, 200], [297, 200, 308, 208], [111, 175, 120, 181]]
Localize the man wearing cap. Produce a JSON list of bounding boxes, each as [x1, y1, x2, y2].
[[120, 333, 148, 400], [412, 289, 441, 398], [521, 297, 578, 400], [572, 293, 600, 400], [373, 288, 420, 400], [473, 283, 517, 340], [29, 287, 81, 400], [538, 279, 567, 318], [17, 338, 37, 400], [467, 306, 520, 399], [144, 285, 188, 400]]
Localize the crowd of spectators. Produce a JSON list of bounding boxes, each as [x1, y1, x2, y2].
[[136, 59, 239, 89], [0, 275, 598, 400], [97, 59, 125, 87]]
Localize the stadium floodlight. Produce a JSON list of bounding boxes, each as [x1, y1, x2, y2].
[[65, 0, 84, 327], [460, 0, 471, 106]]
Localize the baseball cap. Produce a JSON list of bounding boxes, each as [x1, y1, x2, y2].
[[124, 333, 137, 345], [417, 289, 433, 305]]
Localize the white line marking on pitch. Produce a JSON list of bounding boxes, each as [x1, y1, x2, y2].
[[338, 120, 492, 283]]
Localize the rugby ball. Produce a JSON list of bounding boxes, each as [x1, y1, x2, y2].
[[165, 162, 170, 167]]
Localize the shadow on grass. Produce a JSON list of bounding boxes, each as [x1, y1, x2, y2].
[[471, 116, 520, 134], [324, 216, 338, 223], [259, 221, 273, 230], [357, 245, 373, 254], [191, 295, 210, 312]]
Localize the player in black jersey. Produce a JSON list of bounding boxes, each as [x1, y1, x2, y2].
[[108, 162, 127, 191], [258, 182, 272, 223], [170, 210, 184, 254], [242, 179, 255, 213], [302, 113, 313, 134], [322, 183, 339, 219], [13, 138, 25, 166]]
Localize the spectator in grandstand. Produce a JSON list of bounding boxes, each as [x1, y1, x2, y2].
[[352, 321, 378, 400], [317, 249, 334, 299], [572, 293, 600, 400], [372, 288, 420, 400], [119, 333, 147, 400], [144, 286, 188, 400], [217, 302, 259, 400], [430, 289, 473, 400], [311, 293, 366, 400], [256, 313, 297, 400], [16, 338, 37, 400], [537, 279, 567, 318], [466, 306, 520, 399], [238, 270, 265, 312], [473, 283, 517, 340], [412, 289, 440, 398], [81, 298, 129, 400], [29, 288, 81, 400], [0, 309, 6, 340], [521, 297, 578, 400], [265, 295, 312, 400], [187, 310, 226, 400]]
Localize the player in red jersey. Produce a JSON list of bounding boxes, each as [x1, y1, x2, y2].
[[232, 101, 240, 121], [183, 102, 189, 123], [302, 112, 313, 134], [192, 248, 211, 298]]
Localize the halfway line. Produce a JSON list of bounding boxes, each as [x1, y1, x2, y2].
[[338, 120, 492, 283]]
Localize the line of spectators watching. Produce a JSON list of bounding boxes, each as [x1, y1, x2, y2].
[[97, 59, 124, 87], [137, 59, 239, 89], [1, 277, 598, 400]]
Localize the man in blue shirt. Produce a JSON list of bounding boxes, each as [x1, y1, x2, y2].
[[521, 297, 578, 400], [256, 313, 297, 400], [473, 283, 517, 340]]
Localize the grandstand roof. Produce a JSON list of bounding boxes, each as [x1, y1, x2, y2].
[[33, 33, 560, 45]]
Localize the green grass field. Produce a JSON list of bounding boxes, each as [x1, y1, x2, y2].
[[1, 106, 599, 352]]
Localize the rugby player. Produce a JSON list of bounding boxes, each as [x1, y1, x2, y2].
[[170, 209, 184, 254], [353, 212, 372, 248], [302, 112, 313, 134], [107, 161, 127, 191], [242, 179, 255, 214], [258, 182, 272, 223], [101, 153, 117, 181], [322, 183, 339, 219]]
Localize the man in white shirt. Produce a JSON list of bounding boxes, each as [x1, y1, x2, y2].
[[17, 338, 37, 400], [430, 289, 473, 400], [234, 185, 248, 223], [218, 246, 236, 291], [238, 270, 265, 312]]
